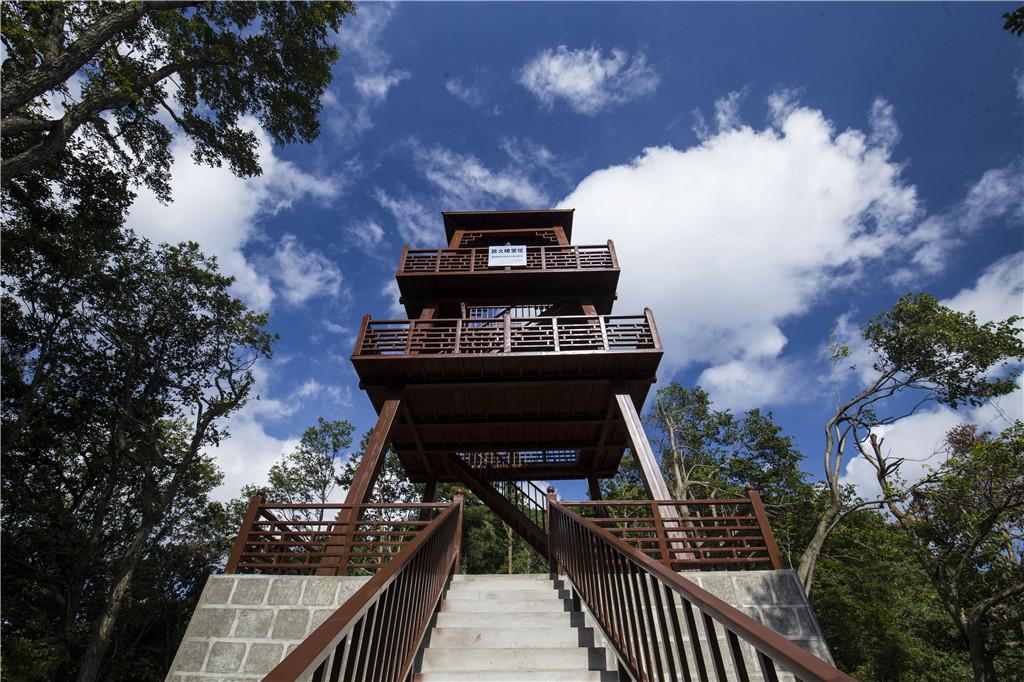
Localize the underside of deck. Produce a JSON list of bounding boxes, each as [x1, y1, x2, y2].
[[363, 376, 653, 483]]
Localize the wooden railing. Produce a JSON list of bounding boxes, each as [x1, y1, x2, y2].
[[563, 488, 783, 571], [353, 311, 660, 357], [398, 242, 617, 274], [263, 494, 463, 682], [225, 494, 451, 576], [459, 452, 549, 534], [547, 494, 855, 682]]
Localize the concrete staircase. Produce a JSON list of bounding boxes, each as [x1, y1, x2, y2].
[[414, 574, 618, 681]]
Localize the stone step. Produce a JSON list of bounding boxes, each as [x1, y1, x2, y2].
[[434, 611, 575, 628], [443, 588, 568, 602], [440, 597, 568, 613], [445, 581, 556, 592], [419, 647, 605, 672], [429, 626, 590, 649], [451, 573, 550, 582], [415, 671, 618, 681]]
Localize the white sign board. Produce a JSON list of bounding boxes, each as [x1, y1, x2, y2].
[[488, 245, 527, 267]]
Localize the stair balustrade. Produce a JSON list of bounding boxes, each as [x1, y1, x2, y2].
[[547, 492, 855, 682], [563, 488, 783, 571], [226, 494, 451, 577], [262, 493, 463, 682]]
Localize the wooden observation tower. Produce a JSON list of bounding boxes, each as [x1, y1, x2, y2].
[[345, 208, 674, 555], [191, 209, 847, 682]]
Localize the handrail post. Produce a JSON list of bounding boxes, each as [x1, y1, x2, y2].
[[747, 487, 784, 569], [226, 491, 265, 573], [353, 314, 370, 356], [503, 311, 511, 353], [651, 502, 672, 570], [453, 490, 464, 574], [546, 486, 558, 575], [608, 239, 618, 269], [398, 245, 409, 275]]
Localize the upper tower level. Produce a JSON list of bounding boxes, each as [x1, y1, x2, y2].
[[395, 209, 619, 318], [350, 208, 662, 484]]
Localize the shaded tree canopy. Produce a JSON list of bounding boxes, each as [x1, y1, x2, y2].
[[1, 1, 353, 196]]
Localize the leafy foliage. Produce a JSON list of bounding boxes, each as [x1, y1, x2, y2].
[[1, 1, 353, 195], [1, 221, 272, 680]]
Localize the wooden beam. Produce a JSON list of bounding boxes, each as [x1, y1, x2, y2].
[[316, 395, 402, 576], [587, 476, 603, 501], [613, 389, 672, 501], [344, 396, 402, 505]]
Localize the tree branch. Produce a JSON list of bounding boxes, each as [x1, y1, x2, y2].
[[1, 1, 197, 117]]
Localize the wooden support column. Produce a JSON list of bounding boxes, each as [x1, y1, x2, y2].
[[419, 479, 438, 521], [421, 479, 437, 503], [344, 395, 402, 506], [586, 476, 603, 501], [613, 389, 672, 501], [317, 394, 402, 576], [614, 387, 692, 561]]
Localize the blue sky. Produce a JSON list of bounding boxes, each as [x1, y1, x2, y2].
[[128, 2, 1023, 501]]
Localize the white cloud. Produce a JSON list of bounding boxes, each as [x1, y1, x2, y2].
[[210, 410, 298, 501], [445, 77, 486, 107], [326, 3, 409, 143], [266, 234, 344, 306], [867, 97, 901, 150], [943, 252, 1024, 324], [890, 161, 1022, 285], [345, 220, 386, 253], [382, 280, 404, 317], [519, 45, 659, 115], [372, 137, 560, 247], [411, 141, 550, 207], [355, 71, 410, 102], [128, 121, 343, 310], [561, 97, 920, 381], [698, 358, 803, 412], [372, 189, 440, 246], [714, 88, 748, 133], [767, 87, 803, 128]]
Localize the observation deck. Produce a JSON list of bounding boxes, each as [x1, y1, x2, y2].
[[351, 310, 663, 483]]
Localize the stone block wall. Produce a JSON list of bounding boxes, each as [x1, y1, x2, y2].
[[165, 574, 369, 682]]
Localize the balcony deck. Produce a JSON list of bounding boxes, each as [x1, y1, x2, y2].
[[351, 311, 663, 483], [395, 243, 618, 316]]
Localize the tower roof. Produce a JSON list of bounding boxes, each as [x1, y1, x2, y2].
[[441, 209, 574, 244]]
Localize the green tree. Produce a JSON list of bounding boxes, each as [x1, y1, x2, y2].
[[798, 293, 1024, 591], [1, 225, 273, 682], [237, 418, 356, 522], [860, 422, 1024, 681], [639, 383, 820, 567], [812, 510, 974, 681], [1, 1, 352, 193], [337, 430, 418, 506]]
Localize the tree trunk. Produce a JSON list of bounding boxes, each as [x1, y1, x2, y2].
[[75, 517, 156, 682], [965, 623, 997, 682], [796, 502, 840, 593], [506, 524, 514, 574]]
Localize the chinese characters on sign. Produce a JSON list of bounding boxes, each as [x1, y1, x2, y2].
[[487, 245, 527, 267]]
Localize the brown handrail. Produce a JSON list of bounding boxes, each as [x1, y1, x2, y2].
[[547, 491, 856, 682], [225, 499, 452, 576], [397, 243, 617, 275], [263, 493, 463, 682], [354, 312, 660, 357], [563, 489, 784, 571]]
